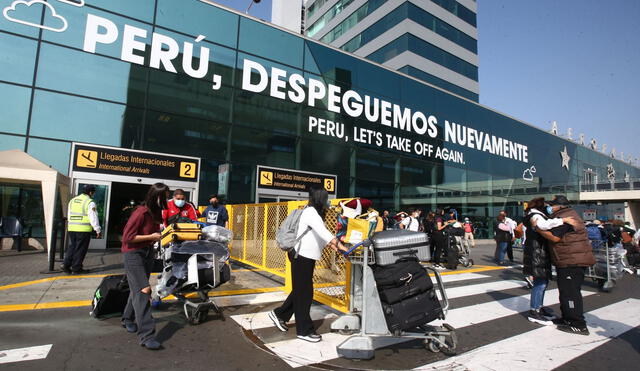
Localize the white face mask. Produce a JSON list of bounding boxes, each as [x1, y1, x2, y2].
[[174, 199, 186, 208]]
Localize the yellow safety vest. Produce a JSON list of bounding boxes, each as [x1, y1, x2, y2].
[[68, 193, 94, 232]]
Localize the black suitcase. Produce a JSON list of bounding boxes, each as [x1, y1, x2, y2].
[[90, 274, 130, 319], [373, 259, 425, 288], [446, 235, 459, 270], [378, 272, 433, 304], [382, 289, 443, 333]]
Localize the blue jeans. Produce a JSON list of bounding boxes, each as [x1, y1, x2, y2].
[[530, 277, 548, 310], [497, 241, 508, 263]]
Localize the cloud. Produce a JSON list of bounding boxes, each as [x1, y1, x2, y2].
[[56, 0, 85, 7], [2, 0, 68, 33]]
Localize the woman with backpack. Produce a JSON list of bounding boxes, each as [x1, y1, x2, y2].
[[268, 188, 347, 342]]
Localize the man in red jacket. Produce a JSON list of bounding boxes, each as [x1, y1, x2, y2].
[[162, 189, 199, 227]]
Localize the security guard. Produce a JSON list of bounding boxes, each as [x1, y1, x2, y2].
[[63, 185, 101, 274]]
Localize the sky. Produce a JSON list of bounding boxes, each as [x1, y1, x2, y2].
[[477, 0, 640, 163], [214, 0, 639, 163]]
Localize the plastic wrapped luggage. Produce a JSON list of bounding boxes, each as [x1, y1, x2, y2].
[[371, 230, 430, 265], [382, 289, 443, 333], [161, 223, 202, 246], [372, 260, 426, 287], [378, 273, 433, 304]]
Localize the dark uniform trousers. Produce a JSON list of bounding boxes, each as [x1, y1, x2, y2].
[[64, 231, 92, 271]]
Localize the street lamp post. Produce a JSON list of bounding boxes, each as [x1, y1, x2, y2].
[[246, 0, 261, 14]]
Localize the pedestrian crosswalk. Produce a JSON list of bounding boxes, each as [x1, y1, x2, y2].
[[230, 268, 639, 370]]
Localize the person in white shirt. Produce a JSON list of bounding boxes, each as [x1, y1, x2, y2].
[[269, 188, 346, 343], [400, 208, 421, 231]]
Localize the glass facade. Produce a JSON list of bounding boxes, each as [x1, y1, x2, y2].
[[341, 2, 477, 54], [1, 0, 638, 233]]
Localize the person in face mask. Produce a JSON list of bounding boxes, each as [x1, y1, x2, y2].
[[203, 194, 229, 228], [161, 189, 200, 227]]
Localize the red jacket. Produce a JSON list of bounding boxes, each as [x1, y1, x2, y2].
[[162, 199, 200, 227]]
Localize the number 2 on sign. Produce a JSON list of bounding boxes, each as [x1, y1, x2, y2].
[[180, 162, 196, 178]]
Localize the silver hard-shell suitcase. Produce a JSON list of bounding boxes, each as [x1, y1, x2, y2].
[[371, 230, 430, 265]]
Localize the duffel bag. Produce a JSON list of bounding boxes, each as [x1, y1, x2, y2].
[[372, 259, 425, 288], [378, 271, 433, 304], [90, 274, 129, 319]]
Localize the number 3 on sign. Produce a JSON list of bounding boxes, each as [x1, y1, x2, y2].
[[324, 178, 335, 192], [179, 162, 197, 178]]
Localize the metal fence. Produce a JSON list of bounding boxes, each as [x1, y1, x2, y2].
[[227, 200, 350, 312]]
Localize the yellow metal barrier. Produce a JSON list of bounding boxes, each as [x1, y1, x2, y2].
[[227, 199, 351, 313]]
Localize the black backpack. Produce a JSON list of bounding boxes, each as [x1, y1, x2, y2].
[[90, 275, 130, 319]]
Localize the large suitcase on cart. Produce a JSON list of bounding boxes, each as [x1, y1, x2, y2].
[[371, 230, 430, 265], [445, 234, 459, 270], [382, 289, 443, 333], [161, 223, 202, 246]]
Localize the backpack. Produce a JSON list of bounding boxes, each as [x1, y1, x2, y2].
[[275, 208, 311, 256], [514, 223, 524, 239], [586, 225, 603, 241]]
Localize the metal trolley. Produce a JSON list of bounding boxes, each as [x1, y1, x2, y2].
[[585, 240, 624, 292], [331, 241, 458, 360]]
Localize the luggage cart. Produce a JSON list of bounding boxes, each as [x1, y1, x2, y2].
[[585, 240, 622, 292], [331, 240, 457, 360]]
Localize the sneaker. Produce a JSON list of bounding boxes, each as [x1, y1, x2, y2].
[[556, 323, 589, 336], [433, 264, 446, 270], [141, 339, 162, 350], [539, 306, 557, 320], [268, 310, 288, 332], [123, 322, 137, 333], [297, 333, 322, 343], [524, 276, 534, 289], [527, 310, 553, 326]]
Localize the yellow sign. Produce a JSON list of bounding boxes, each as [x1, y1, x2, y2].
[[179, 161, 197, 178], [259, 171, 274, 186], [324, 178, 335, 192], [76, 150, 98, 168]]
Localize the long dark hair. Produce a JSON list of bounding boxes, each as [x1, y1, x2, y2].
[[145, 182, 169, 223], [308, 188, 328, 217], [526, 197, 545, 212]]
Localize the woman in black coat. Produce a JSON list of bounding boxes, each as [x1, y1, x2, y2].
[[522, 197, 559, 326]]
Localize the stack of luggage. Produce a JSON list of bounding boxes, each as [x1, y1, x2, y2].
[[370, 230, 444, 335], [444, 223, 468, 269]]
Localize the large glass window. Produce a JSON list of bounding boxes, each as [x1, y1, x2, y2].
[[367, 34, 478, 81], [43, 7, 153, 60], [230, 126, 296, 169], [430, 0, 476, 27], [86, 0, 156, 23], [29, 90, 134, 146], [155, 0, 238, 48], [239, 17, 304, 69], [0, 134, 25, 151], [26, 138, 71, 175], [319, 0, 388, 44], [398, 65, 478, 101], [0, 83, 31, 135], [342, 2, 477, 54], [36, 43, 147, 106], [306, 0, 356, 38], [0, 33, 37, 85]]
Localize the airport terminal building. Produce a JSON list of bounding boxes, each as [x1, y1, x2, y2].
[[1, 0, 639, 247]]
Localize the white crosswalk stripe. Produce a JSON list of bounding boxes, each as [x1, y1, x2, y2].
[[417, 298, 640, 370], [231, 271, 635, 369], [0, 344, 52, 365]]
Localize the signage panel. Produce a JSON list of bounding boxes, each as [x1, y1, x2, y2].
[[256, 166, 337, 196], [71, 143, 200, 183]]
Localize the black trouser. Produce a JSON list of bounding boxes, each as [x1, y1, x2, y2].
[[274, 251, 316, 336], [556, 266, 587, 328], [122, 247, 156, 344], [506, 239, 514, 262], [64, 231, 91, 271], [432, 233, 445, 265]]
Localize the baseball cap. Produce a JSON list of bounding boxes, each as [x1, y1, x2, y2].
[[548, 195, 571, 206]]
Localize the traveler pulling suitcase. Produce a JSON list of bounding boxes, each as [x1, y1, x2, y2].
[[90, 274, 129, 319]]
